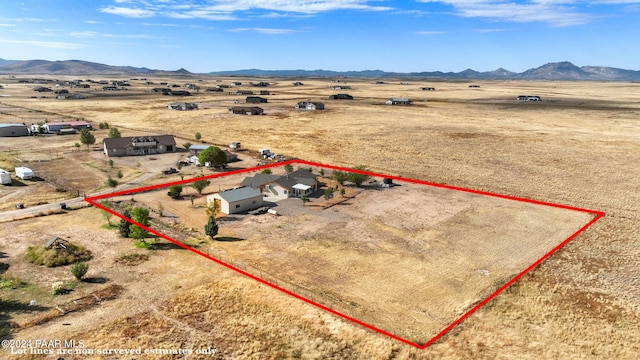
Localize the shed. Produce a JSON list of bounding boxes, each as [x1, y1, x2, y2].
[[0, 169, 11, 185], [207, 187, 263, 215], [386, 98, 412, 105], [229, 106, 263, 115], [0, 123, 30, 137], [246, 96, 268, 104], [295, 101, 325, 110], [329, 94, 353, 100]]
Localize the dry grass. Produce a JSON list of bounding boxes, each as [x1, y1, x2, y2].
[[1, 77, 639, 358]]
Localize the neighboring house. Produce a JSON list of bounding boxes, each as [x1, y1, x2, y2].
[[0, 123, 29, 137], [333, 85, 351, 90], [421, 87, 435, 91], [293, 82, 304, 86], [241, 169, 318, 202], [329, 94, 353, 100], [102, 86, 119, 91], [517, 95, 542, 101], [259, 90, 270, 95], [206, 87, 223, 92], [295, 101, 325, 110], [229, 106, 264, 115], [189, 145, 238, 163], [207, 187, 263, 215], [54, 89, 69, 94], [236, 90, 254, 95], [103, 135, 177, 157], [171, 90, 191, 96], [153, 88, 172, 94], [168, 102, 198, 110], [43, 121, 92, 133], [469, 85, 481, 88], [246, 96, 268, 104], [386, 98, 412, 105]]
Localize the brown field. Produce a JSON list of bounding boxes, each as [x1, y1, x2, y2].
[[0, 76, 639, 359]]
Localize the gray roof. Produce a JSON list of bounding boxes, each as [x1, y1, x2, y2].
[[0, 123, 27, 128], [103, 135, 176, 149], [189, 144, 210, 151], [216, 187, 262, 202], [241, 173, 279, 188]]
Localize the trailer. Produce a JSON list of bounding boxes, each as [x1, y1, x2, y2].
[[15, 166, 33, 180], [0, 169, 11, 185]]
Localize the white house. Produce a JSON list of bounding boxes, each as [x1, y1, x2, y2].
[[295, 101, 325, 110], [207, 187, 263, 215], [241, 169, 318, 202], [15, 167, 33, 180]]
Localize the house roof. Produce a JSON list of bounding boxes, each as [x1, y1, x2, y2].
[[0, 123, 27, 128], [189, 144, 210, 151], [103, 135, 176, 149], [45, 121, 90, 126], [241, 173, 279, 188], [215, 187, 262, 203]]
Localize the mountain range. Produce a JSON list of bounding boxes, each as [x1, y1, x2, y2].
[[0, 59, 639, 81]]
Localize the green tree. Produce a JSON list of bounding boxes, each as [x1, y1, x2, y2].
[[167, 185, 183, 199], [194, 132, 202, 141], [324, 187, 334, 200], [284, 164, 293, 173], [129, 207, 150, 241], [340, 188, 346, 197], [204, 216, 219, 239], [319, 169, 325, 177], [183, 142, 192, 151], [108, 159, 114, 168], [79, 128, 96, 149], [260, 168, 272, 174], [118, 209, 132, 238], [117, 170, 123, 179], [100, 200, 113, 226], [332, 170, 348, 186], [106, 176, 118, 191], [348, 165, 370, 187], [71, 262, 89, 280], [108, 127, 121, 138], [191, 179, 211, 194], [301, 193, 308, 205], [198, 146, 227, 169]]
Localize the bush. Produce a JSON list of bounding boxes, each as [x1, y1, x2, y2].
[[71, 262, 89, 280], [26, 244, 92, 267], [51, 281, 65, 295]]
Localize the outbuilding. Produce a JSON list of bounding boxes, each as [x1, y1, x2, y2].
[[0, 123, 29, 137], [207, 187, 263, 215], [0, 169, 11, 185]]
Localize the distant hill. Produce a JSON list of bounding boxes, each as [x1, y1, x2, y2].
[[0, 59, 192, 76], [0, 59, 638, 80], [211, 62, 640, 81]]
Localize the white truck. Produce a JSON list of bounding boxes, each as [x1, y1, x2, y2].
[[15, 166, 33, 180], [0, 169, 11, 185]]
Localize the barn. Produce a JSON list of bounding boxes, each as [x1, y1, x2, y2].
[[207, 187, 263, 215], [0, 123, 29, 137]]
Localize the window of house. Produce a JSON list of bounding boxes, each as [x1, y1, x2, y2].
[[235, 204, 240, 208]]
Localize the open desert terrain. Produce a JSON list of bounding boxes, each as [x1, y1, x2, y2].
[[1, 76, 639, 359]]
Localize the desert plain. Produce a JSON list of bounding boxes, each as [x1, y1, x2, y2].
[[0, 76, 638, 359]]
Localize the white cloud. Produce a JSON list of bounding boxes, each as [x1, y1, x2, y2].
[[228, 27, 296, 34], [418, 0, 594, 26], [99, 0, 392, 20], [70, 31, 99, 38], [100, 6, 155, 18], [0, 38, 83, 49]]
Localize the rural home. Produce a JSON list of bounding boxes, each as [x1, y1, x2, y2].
[[171, 90, 191, 96], [103, 135, 177, 157], [188, 145, 238, 163], [153, 88, 172, 94], [259, 90, 270, 95], [333, 85, 351, 90], [0, 169, 11, 185], [386, 98, 412, 105], [207, 187, 263, 215], [241, 169, 318, 201], [517, 95, 542, 101], [329, 94, 353, 100], [0, 123, 29, 137], [168, 102, 198, 110], [236, 90, 254, 95], [229, 106, 264, 115], [246, 96, 268, 104], [421, 87, 435, 91], [43, 121, 92, 133], [295, 101, 325, 110]]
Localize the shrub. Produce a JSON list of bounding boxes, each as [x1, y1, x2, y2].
[[51, 281, 65, 295], [70, 262, 89, 280], [26, 244, 92, 267]]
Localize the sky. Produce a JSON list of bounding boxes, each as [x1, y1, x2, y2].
[[0, 0, 639, 73]]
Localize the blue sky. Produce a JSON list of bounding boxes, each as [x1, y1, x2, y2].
[[0, 1, 638, 73]]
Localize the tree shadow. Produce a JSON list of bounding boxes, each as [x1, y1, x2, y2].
[[0, 299, 50, 339], [83, 276, 108, 284], [149, 242, 185, 251], [215, 236, 244, 242], [0, 262, 8, 274]]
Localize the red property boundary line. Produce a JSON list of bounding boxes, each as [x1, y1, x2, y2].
[[85, 159, 605, 349]]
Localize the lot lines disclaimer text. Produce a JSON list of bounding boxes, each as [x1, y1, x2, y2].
[[2, 339, 218, 356]]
